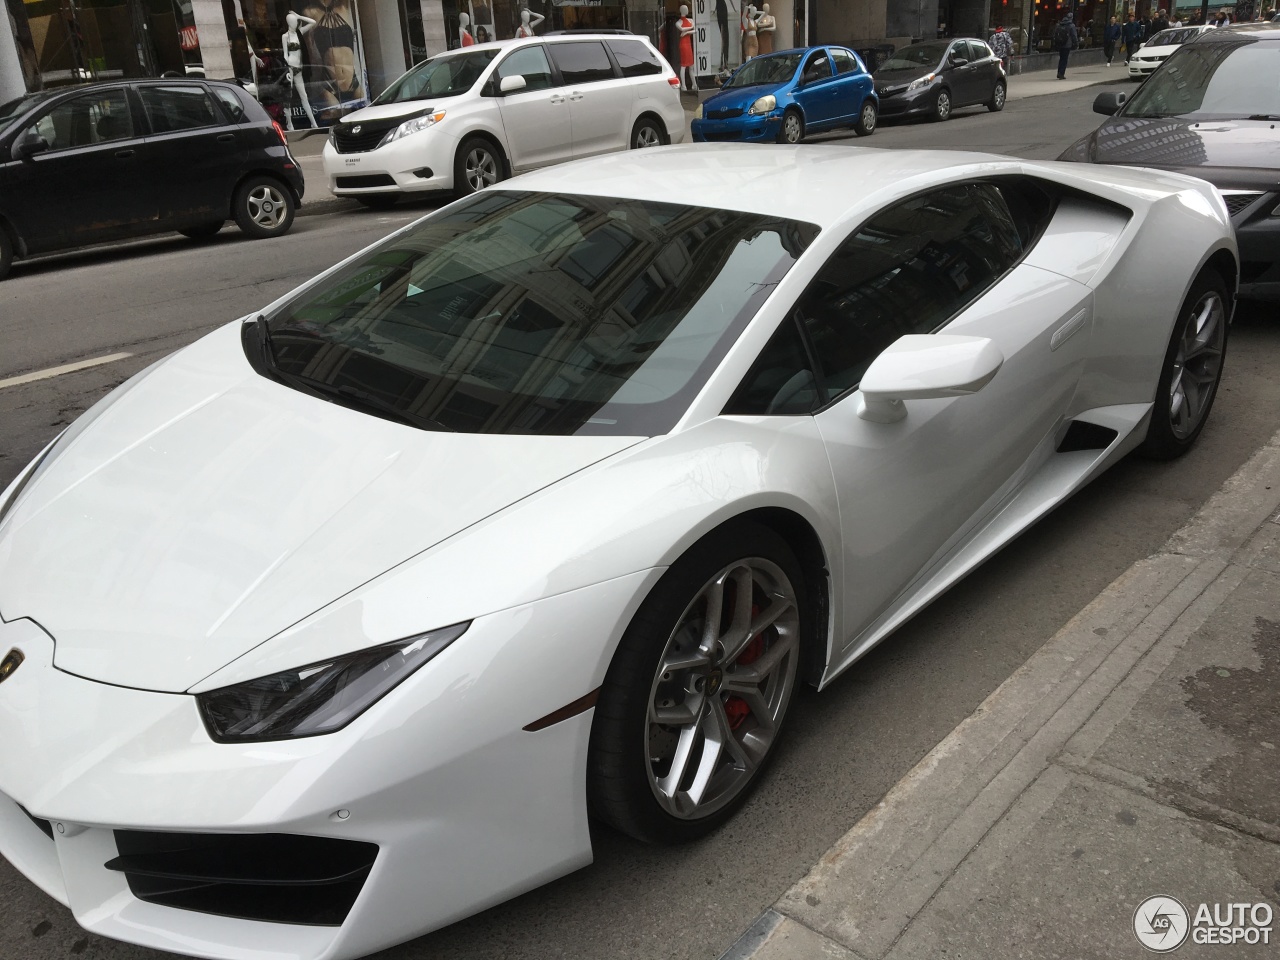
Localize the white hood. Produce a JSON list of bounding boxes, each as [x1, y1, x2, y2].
[[0, 323, 639, 692]]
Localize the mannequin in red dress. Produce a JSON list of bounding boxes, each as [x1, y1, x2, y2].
[[678, 3, 698, 92], [459, 12, 474, 46]]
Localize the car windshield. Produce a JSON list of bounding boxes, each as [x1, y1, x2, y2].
[[726, 52, 802, 87], [0, 92, 52, 135], [878, 41, 948, 70], [1147, 28, 1199, 46], [1123, 38, 1280, 119], [257, 191, 818, 436], [375, 50, 499, 103]]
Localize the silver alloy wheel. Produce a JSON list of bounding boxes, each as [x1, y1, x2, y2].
[[782, 112, 803, 143], [634, 124, 662, 148], [645, 557, 800, 820], [246, 184, 287, 231], [936, 90, 951, 119], [1168, 290, 1226, 440], [860, 102, 876, 131], [464, 146, 499, 192], [993, 82, 1006, 108]]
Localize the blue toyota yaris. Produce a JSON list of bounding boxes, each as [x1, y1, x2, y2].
[[691, 46, 878, 144]]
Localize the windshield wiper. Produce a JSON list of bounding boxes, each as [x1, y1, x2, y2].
[[252, 315, 455, 433], [1246, 114, 1280, 121]]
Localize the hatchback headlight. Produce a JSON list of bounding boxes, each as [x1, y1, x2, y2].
[[380, 110, 447, 147], [693, 102, 704, 120], [907, 73, 937, 93], [197, 622, 469, 742], [747, 95, 776, 115]]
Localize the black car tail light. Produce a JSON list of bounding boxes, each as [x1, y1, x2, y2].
[[272, 120, 289, 146], [106, 831, 378, 926]]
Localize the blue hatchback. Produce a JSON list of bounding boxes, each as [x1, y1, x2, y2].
[[691, 46, 878, 144]]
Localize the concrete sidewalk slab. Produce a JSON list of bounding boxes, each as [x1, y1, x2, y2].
[[722, 428, 1280, 960]]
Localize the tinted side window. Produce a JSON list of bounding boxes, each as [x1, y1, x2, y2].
[[211, 86, 247, 122], [32, 88, 133, 150], [608, 39, 664, 77], [139, 85, 221, 133], [549, 42, 616, 84], [497, 46, 555, 91], [831, 49, 860, 74], [796, 183, 1023, 400], [725, 317, 820, 416]]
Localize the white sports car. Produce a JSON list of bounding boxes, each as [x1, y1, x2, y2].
[[0, 145, 1236, 960]]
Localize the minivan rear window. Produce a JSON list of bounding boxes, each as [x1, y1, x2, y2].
[[608, 39, 664, 77]]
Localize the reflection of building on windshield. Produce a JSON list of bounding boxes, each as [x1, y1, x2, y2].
[[271, 192, 816, 435]]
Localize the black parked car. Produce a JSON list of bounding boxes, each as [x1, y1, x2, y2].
[[0, 79, 305, 280], [1059, 23, 1280, 301], [873, 38, 1007, 122]]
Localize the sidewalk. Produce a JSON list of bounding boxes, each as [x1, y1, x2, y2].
[[720, 427, 1280, 960]]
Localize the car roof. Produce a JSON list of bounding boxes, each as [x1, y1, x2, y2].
[[1198, 22, 1280, 40]]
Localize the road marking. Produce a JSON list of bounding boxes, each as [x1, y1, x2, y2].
[[0, 352, 134, 391]]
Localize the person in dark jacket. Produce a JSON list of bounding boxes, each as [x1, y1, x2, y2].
[[1054, 14, 1078, 79], [1122, 13, 1144, 62], [1104, 15, 1121, 64], [1152, 8, 1171, 33]]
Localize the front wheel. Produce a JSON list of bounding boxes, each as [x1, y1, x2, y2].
[[1138, 271, 1230, 460], [631, 116, 667, 149], [588, 521, 805, 844], [931, 88, 952, 121], [987, 80, 1007, 112], [232, 177, 295, 239], [776, 109, 804, 144], [853, 99, 877, 136], [454, 137, 505, 195]]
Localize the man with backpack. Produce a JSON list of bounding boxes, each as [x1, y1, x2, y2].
[[1053, 14, 1078, 79]]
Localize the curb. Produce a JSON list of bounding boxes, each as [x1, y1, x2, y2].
[[718, 426, 1280, 960]]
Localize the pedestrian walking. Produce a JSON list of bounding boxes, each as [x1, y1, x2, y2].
[[990, 24, 1014, 72], [1122, 13, 1144, 62], [1104, 16, 1121, 64], [1152, 8, 1171, 34], [1053, 14, 1078, 79]]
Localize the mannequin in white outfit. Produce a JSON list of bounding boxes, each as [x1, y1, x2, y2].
[[282, 11, 318, 129], [515, 6, 544, 37]]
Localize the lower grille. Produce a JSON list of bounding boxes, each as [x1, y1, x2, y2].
[[1221, 192, 1263, 217], [336, 174, 397, 189], [106, 831, 378, 926], [702, 130, 744, 141]]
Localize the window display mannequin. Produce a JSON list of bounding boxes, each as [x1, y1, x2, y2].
[[715, 0, 730, 73], [459, 12, 474, 46], [300, 0, 366, 112], [756, 3, 775, 55], [677, 4, 697, 92], [282, 11, 318, 130], [742, 4, 759, 61], [515, 5, 544, 38]]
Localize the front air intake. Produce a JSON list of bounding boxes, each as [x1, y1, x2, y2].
[[106, 831, 378, 926]]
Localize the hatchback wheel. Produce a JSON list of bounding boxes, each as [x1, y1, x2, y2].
[[455, 137, 504, 195], [987, 80, 1007, 112], [233, 177, 295, 239], [776, 109, 804, 144], [631, 117, 667, 149], [588, 521, 805, 843], [854, 100, 877, 136], [932, 88, 952, 121]]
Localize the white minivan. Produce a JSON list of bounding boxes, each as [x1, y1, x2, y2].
[[323, 34, 686, 207]]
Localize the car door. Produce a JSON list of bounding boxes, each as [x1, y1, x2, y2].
[[1, 86, 153, 252], [828, 48, 870, 124], [966, 40, 1002, 99], [545, 40, 635, 158], [492, 44, 573, 171], [794, 182, 1091, 644], [135, 83, 244, 227], [791, 49, 839, 128], [945, 40, 981, 105]]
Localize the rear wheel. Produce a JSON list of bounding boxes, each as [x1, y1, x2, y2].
[[454, 137, 505, 195], [631, 116, 667, 148], [0, 228, 12, 281], [853, 99, 877, 136], [1138, 271, 1230, 460], [179, 221, 223, 241], [356, 194, 399, 210], [987, 80, 1007, 112], [776, 109, 804, 144], [931, 88, 953, 121], [588, 521, 805, 844], [232, 177, 295, 239]]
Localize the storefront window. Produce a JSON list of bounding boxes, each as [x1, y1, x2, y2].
[[1031, 1, 1107, 53]]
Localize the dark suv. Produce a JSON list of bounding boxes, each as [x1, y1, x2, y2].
[[0, 79, 305, 280]]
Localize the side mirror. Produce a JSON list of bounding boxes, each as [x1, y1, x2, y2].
[[856, 335, 1004, 423], [13, 131, 49, 161], [498, 75, 527, 95], [1093, 91, 1127, 115]]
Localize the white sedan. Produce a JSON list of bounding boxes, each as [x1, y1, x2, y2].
[[0, 145, 1236, 960], [1128, 25, 1215, 78]]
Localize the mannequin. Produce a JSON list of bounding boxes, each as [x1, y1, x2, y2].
[[677, 4, 697, 92], [756, 3, 775, 55], [515, 5, 544, 37], [459, 12, 474, 46], [715, 0, 729, 74], [231, 0, 266, 100], [282, 11, 318, 130], [742, 4, 758, 60]]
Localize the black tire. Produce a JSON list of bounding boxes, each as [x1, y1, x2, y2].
[[931, 88, 952, 121], [853, 99, 877, 136], [588, 520, 807, 844], [454, 136, 505, 195], [776, 108, 804, 144], [0, 228, 12, 281], [1138, 270, 1230, 461], [986, 80, 1007, 112], [179, 221, 223, 241], [356, 194, 400, 210], [630, 116, 668, 149], [232, 176, 295, 239]]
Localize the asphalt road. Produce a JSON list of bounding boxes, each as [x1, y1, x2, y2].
[[2, 81, 1278, 960]]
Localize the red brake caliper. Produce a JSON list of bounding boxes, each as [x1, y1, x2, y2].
[[724, 603, 764, 731]]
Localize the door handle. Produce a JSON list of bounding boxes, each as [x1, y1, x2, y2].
[[114, 149, 135, 159], [569, 92, 585, 101], [217, 133, 236, 143], [550, 95, 567, 104]]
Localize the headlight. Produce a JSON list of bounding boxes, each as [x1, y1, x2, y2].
[[693, 103, 704, 120], [379, 110, 447, 147], [747, 95, 776, 116], [197, 622, 470, 742], [906, 73, 937, 93]]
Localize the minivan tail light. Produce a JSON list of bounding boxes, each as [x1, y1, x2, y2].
[[667, 76, 680, 86]]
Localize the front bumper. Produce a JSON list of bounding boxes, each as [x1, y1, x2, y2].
[[1128, 58, 1163, 77], [0, 568, 659, 959], [1234, 194, 1280, 300], [322, 129, 461, 196], [874, 86, 937, 119], [691, 113, 782, 143]]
